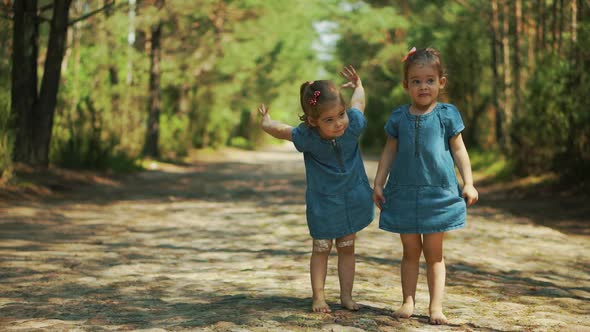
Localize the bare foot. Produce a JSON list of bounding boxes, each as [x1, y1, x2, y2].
[[312, 297, 331, 313], [429, 310, 448, 325], [340, 296, 360, 311], [392, 302, 414, 318]]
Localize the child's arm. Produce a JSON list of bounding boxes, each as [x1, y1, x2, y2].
[[373, 136, 398, 209], [449, 133, 479, 206], [258, 104, 293, 141], [340, 65, 365, 113]]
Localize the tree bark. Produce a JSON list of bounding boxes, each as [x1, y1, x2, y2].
[[551, 0, 558, 52], [490, 0, 502, 146], [501, 0, 513, 153], [142, 0, 164, 158], [11, 0, 38, 164], [538, 0, 546, 52], [35, 0, 72, 166], [514, 0, 523, 109], [571, 0, 577, 44]]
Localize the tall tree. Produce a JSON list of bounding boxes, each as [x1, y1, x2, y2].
[[490, 0, 502, 147], [500, 0, 513, 153], [10, 1, 114, 167], [142, 0, 164, 158], [34, 0, 72, 165], [10, 0, 38, 164], [514, 0, 523, 109]]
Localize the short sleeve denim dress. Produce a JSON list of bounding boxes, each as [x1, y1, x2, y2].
[[379, 103, 467, 234], [292, 108, 375, 240]]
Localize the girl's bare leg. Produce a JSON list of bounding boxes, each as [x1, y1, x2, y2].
[[336, 233, 359, 310], [423, 232, 447, 325], [394, 234, 422, 318], [310, 239, 332, 313]]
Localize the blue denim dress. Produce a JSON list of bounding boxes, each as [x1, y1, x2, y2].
[[379, 103, 467, 234], [292, 108, 375, 239]]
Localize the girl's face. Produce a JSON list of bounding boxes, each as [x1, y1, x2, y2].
[[309, 103, 349, 139], [404, 63, 446, 110]]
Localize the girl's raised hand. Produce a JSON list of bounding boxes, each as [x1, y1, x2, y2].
[[258, 103, 269, 117], [340, 65, 361, 89], [258, 103, 270, 125]]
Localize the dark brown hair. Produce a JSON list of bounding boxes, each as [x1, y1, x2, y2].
[[299, 80, 345, 125], [403, 47, 445, 81]]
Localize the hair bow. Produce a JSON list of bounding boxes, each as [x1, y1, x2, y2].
[[309, 90, 320, 106], [401, 47, 417, 62]]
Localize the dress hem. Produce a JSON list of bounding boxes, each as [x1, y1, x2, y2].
[[310, 217, 374, 240], [378, 220, 465, 235]]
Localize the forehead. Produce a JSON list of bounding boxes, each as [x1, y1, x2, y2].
[[318, 104, 346, 119], [407, 63, 439, 78]]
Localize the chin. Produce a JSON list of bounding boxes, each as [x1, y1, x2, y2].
[[334, 130, 346, 137]]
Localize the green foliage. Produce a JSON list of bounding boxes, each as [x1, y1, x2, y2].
[[4, 0, 586, 186], [159, 112, 190, 159], [0, 92, 12, 180], [0, 16, 12, 180], [512, 54, 590, 180], [229, 136, 252, 150], [512, 57, 568, 174], [470, 149, 514, 181], [51, 96, 140, 171]]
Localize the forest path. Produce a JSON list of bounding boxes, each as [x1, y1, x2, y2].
[[0, 145, 588, 332]]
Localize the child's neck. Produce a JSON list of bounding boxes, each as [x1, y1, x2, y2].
[[409, 102, 437, 116]]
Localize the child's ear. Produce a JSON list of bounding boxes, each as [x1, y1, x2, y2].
[[439, 76, 447, 89], [308, 118, 317, 127], [402, 80, 409, 90]]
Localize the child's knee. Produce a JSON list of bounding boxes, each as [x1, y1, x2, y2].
[[312, 239, 333, 254], [402, 247, 422, 261], [424, 252, 444, 264], [336, 239, 355, 255]]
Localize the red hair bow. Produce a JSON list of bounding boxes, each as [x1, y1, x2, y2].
[[402, 47, 417, 62], [309, 90, 321, 106]]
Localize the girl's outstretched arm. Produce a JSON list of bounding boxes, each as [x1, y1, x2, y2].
[[340, 65, 365, 113], [258, 104, 293, 141], [373, 136, 398, 209], [449, 133, 478, 206]]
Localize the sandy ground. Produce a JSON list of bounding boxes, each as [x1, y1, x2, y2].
[[0, 145, 588, 332]]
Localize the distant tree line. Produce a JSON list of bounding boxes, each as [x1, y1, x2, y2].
[[0, 0, 587, 182]]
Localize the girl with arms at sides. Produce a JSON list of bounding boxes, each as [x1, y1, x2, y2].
[[259, 66, 374, 313], [373, 47, 478, 325]]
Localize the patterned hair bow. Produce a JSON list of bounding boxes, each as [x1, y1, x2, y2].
[[401, 46, 417, 62], [309, 90, 321, 106]]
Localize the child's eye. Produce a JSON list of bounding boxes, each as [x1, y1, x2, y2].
[[427, 79, 435, 84], [412, 80, 420, 85], [339, 112, 346, 118]]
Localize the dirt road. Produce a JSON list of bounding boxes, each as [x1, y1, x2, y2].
[[0, 145, 588, 331]]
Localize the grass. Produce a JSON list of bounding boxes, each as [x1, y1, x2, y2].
[[469, 148, 515, 182]]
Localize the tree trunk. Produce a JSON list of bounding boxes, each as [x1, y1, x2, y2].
[[490, 0, 502, 146], [142, 2, 163, 158], [557, 0, 565, 54], [11, 0, 38, 164], [514, 0, 523, 110], [104, 0, 120, 134], [551, 0, 558, 53], [524, 1, 535, 87], [571, 0, 577, 44], [35, 0, 72, 166], [501, 0, 513, 153], [538, 0, 546, 52]]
